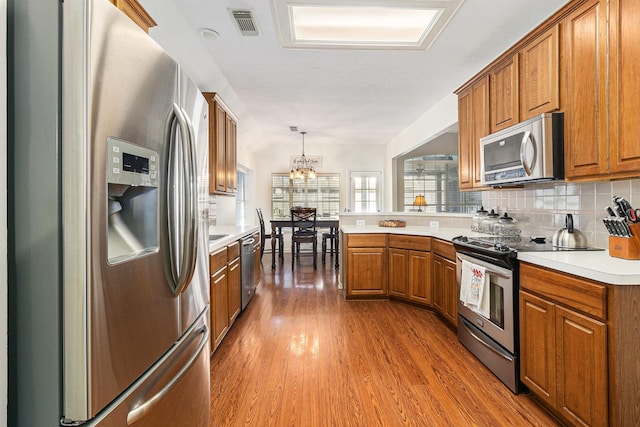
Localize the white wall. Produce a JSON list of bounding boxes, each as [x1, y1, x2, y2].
[[253, 141, 386, 221], [1, 0, 7, 425], [384, 93, 459, 211]]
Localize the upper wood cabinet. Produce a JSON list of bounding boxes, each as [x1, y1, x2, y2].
[[109, 0, 156, 33], [608, 0, 640, 177], [458, 76, 489, 190], [490, 55, 519, 133], [519, 24, 560, 120], [204, 93, 238, 195], [562, 0, 609, 180]]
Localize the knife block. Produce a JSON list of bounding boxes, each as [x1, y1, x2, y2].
[[609, 222, 640, 259]]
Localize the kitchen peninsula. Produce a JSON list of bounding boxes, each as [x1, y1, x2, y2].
[[340, 212, 640, 426]]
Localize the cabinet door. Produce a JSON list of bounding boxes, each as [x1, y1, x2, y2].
[[225, 116, 237, 192], [432, 255, 446, 313], [520, 290, 556, 408], [555, 305, 608, 427], [608, 0, 640, 176], [408, 250, 431, 304], [490, 55, 519, 133], [520, 24, 560, 119], [562, 0, 608, 179], [211, 267, 228, 351], [458, 77, 489, 191], [457, 88, 474, 190], [388, 248, 408, 297], [472, 76, 490, 187], [214, 103, 227, 193], [441, 257, 458, 327], [227, 257, 241, 326], [346, 248, 387, 297]]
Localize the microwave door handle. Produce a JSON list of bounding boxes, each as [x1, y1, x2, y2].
[[519, 130, 536, 176]]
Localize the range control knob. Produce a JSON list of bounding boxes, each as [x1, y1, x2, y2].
[[494, 243, 511, 252]]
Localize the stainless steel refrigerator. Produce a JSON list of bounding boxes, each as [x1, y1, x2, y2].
[[9, 0, 211, 425]]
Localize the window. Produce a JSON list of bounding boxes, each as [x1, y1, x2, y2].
[[350, 171, 381, 212], [236, 170, 246, 225], [271, 173, 340, 219], [403, 155, 481, 213]]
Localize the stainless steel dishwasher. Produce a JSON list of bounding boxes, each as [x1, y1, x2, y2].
[[240, 235, 256, 310]]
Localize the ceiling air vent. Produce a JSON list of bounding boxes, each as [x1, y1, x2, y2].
[[230, 9, 260, 36]]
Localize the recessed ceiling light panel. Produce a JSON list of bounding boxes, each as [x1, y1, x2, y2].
[[291, 6, 439, 45], [272, 0, 465, 50]]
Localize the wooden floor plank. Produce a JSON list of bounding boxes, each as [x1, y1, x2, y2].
[[210, 254, 560, 426]]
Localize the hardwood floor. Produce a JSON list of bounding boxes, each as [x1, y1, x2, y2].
[[209, 254, 560, 426]]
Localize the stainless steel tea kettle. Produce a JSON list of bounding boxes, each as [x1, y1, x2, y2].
[[552, 213, 588, 248]]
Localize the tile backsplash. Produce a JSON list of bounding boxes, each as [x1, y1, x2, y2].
[[481, 178, 640, 249]]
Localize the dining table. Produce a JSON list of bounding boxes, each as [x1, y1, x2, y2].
[[270, 218, 339, 269]]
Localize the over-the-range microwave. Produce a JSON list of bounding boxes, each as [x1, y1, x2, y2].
[[480, 112, 564, 186]]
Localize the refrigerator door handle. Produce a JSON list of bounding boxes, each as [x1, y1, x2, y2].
[[126, 325, 209, 425], [165, 103, 198, 296]]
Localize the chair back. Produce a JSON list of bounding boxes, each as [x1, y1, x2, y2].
[[291, 207, 317, 237], [256, 208, 266, 249]]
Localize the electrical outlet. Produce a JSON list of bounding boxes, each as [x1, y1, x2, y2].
[[430, 221, 440, 229], [356, 219, 365, 226]]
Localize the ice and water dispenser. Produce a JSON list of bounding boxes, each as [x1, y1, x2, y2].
[[106, 137, 159, 263]]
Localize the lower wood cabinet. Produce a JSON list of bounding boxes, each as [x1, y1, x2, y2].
[[520, 263, 608, 427], [388, 235, 432, 304], [431, 239, 458, 327], [345, 234, 387, 298], [210, 240, 243, 353], [432, 253, 457, 327], [210, 248, 229, 352], [227, 256, 241, 326]]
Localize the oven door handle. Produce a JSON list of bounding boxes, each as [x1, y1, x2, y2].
[[460, 317, 514, 362]]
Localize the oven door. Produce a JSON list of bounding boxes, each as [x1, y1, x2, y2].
[[456, 252, 515, 353]]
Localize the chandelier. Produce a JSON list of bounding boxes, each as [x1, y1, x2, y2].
[[289, 131, 317, 180]]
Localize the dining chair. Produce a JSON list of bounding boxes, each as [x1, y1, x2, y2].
[[256, 208, 283, 261], [321, 227, 339, 265], [290, 207, 317, 269]]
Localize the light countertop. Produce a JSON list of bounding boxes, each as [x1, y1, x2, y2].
[[208, 225, 260, 253], [341, 225, 640, 286]]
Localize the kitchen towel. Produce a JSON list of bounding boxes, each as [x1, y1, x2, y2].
[[459, 259, 490, 318]]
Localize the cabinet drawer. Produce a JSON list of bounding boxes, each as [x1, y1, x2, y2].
[[347, 234, 387, 248], [432, 238, 456, 260], [227, 241, 240, 260], [388, 234, 431, 251], [210, 247, 228, 275], [520, 262, 607, 320]]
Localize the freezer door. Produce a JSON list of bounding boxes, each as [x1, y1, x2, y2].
[[63, 0, 182, 421], [177, 72, 210, 334], [90, 310, 211, 427]]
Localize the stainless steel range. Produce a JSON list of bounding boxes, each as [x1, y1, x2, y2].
[[451, 235, 604, 394], [452, 236, 522, 393]]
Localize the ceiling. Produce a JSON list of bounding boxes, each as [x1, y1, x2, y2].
[[138, 0, 568, 154]]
